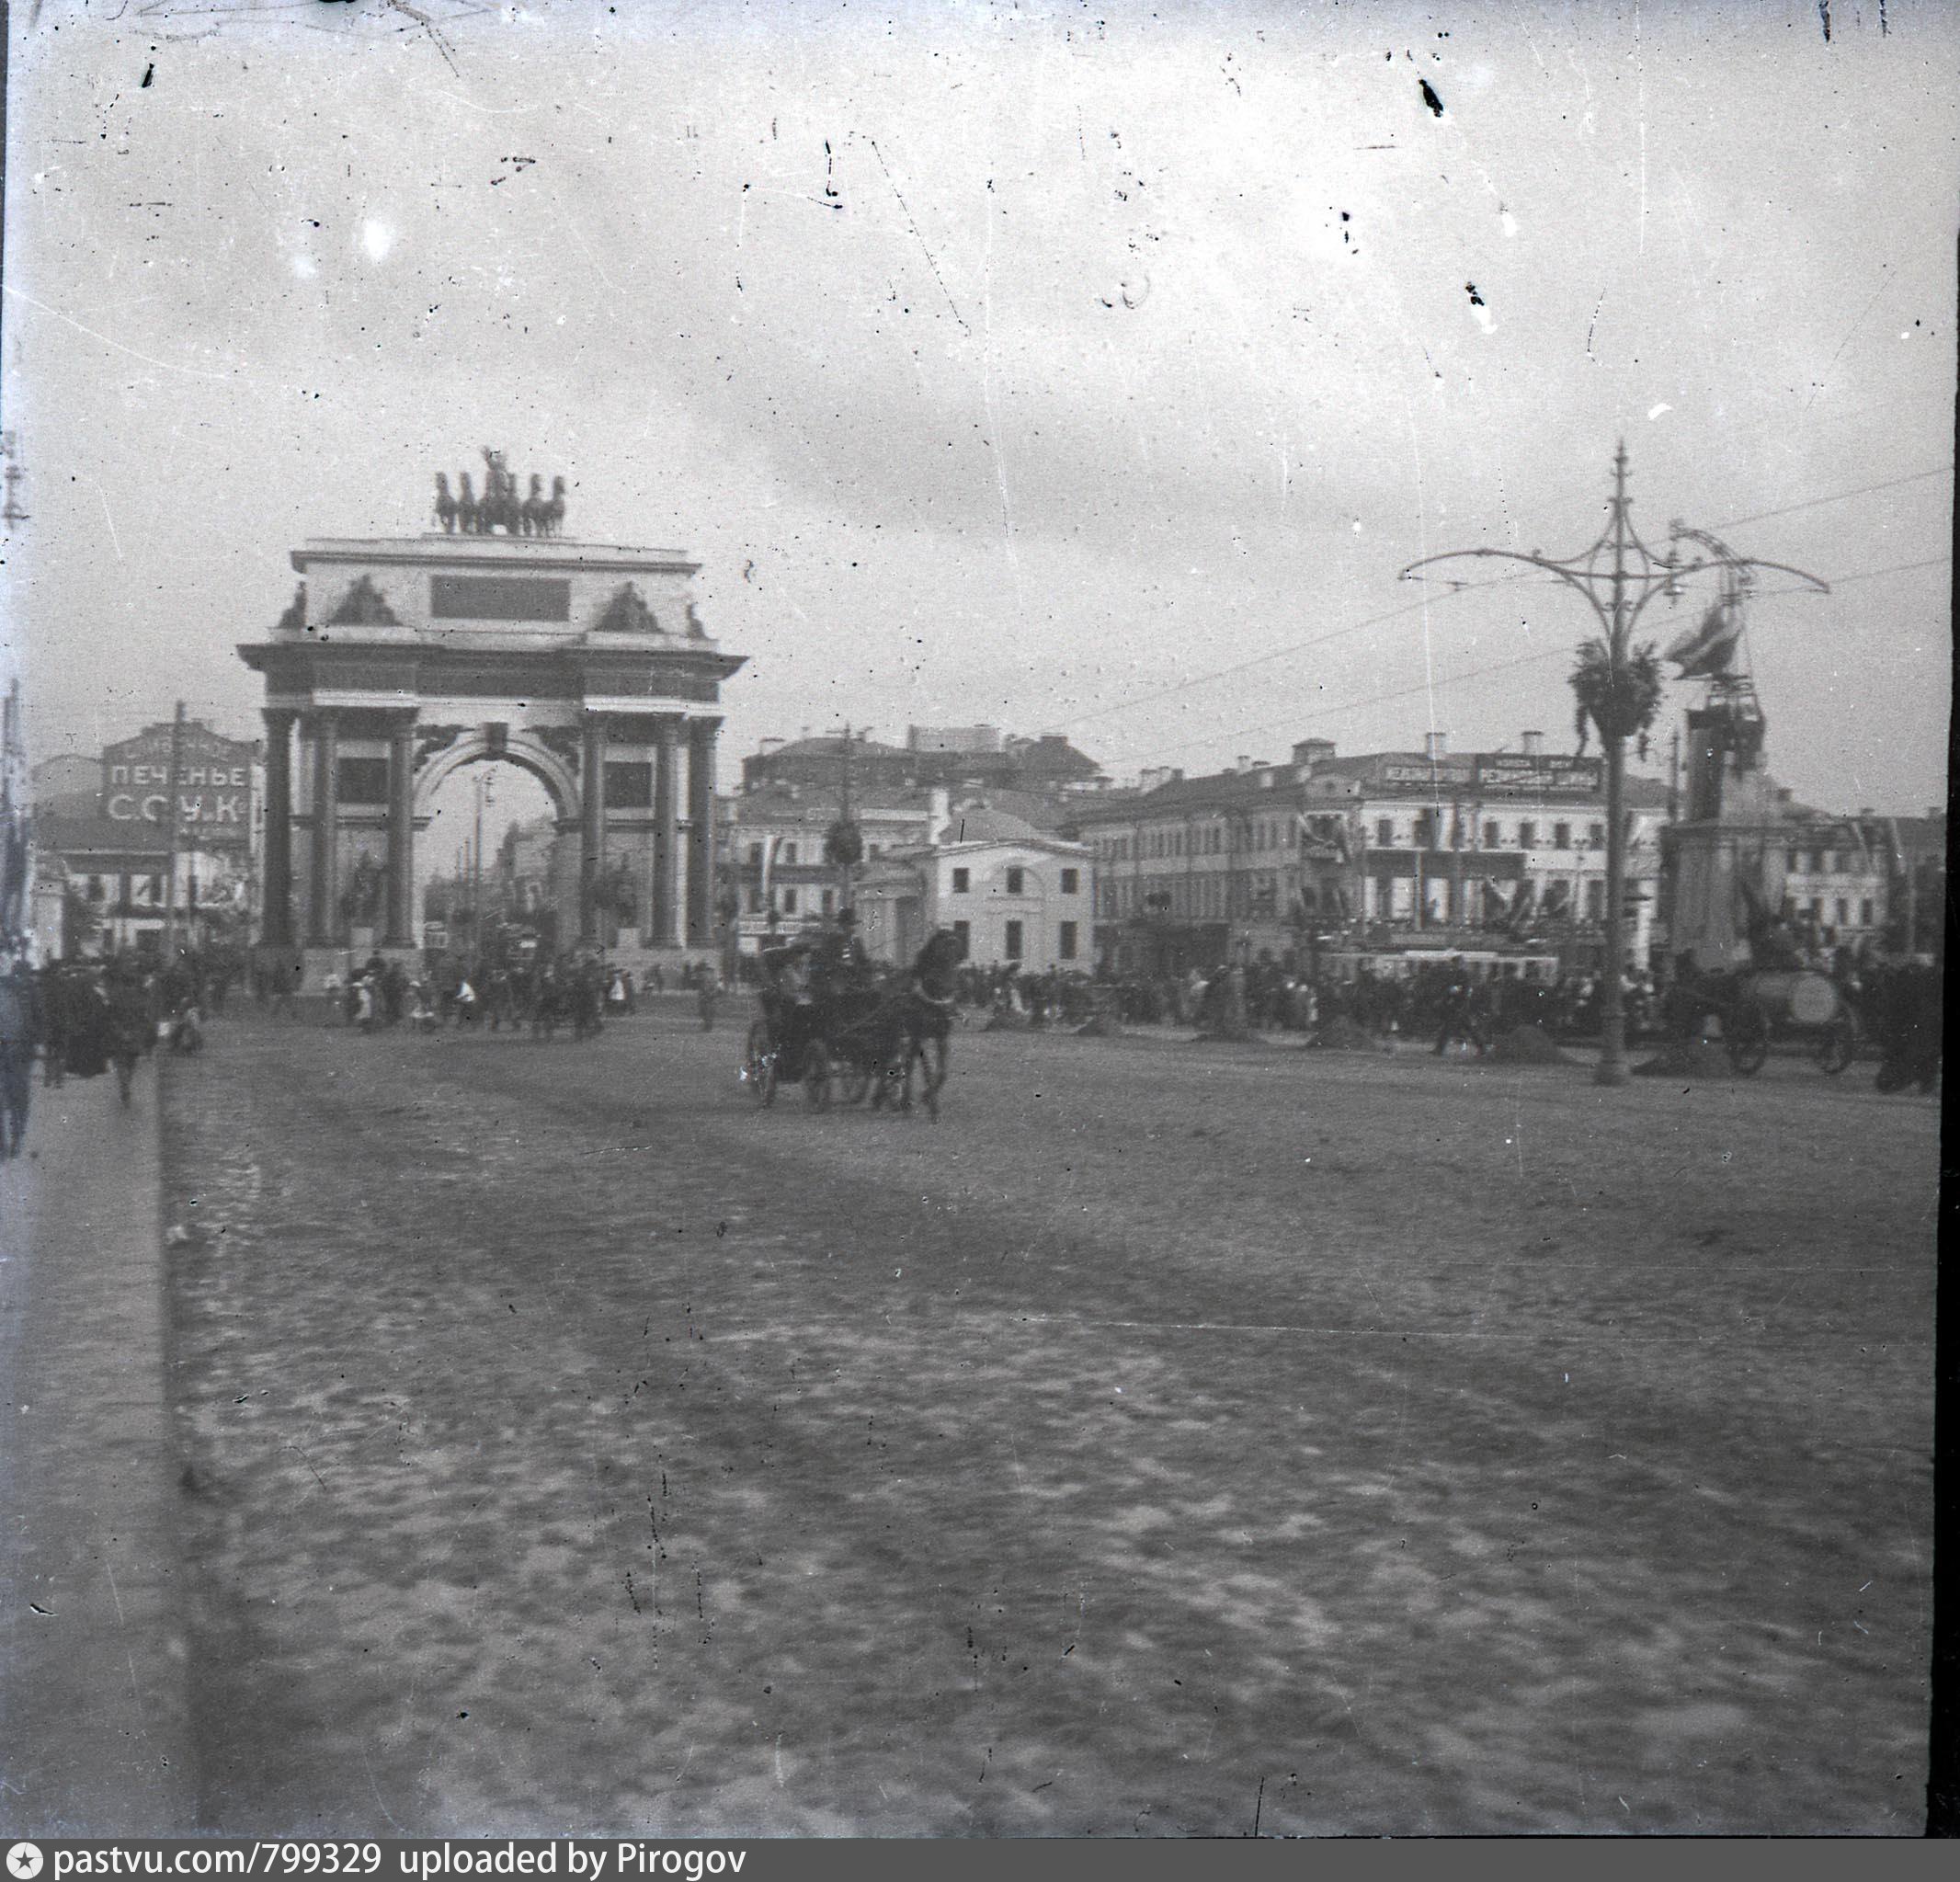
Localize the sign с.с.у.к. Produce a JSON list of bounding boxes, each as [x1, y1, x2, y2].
[[99, 722, 256, 848]]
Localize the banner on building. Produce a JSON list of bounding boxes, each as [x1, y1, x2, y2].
[[1474, 754, 1603, 795], [101, 722, 256, 849]]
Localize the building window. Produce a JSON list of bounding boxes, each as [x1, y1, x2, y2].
[[868, 843, 881, 858], [1787, 849, 1802, 873], [1589, 823, 1605, 850], [1006, 866, 1025, 895], [1004, 918, 1024, 960], [1484, 820, 1501, 848], [1836, 896, 1850, 927], [952, 919, 971, 957], [1519, 822, 1537, 850], [782, 842, 798, 865], [747, 843, 764, 866], [822, 888, 836, 916], [1412, 814, 1434, 849], [746, 886, 762, 913], [1860, 898, 1875, 927], [782, 888, 799, 915], [1059, 920, 1078, 961], [1553, 823, 1571, 850], [1376, 818, 1395, 847], [86, 876, 105, 903], [1060, 868, 1079, 895], [952, 867, 970, 894], [1586, 880, 1604, 919]]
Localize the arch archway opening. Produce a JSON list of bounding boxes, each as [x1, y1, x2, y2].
[[419, 759, 567, 960]]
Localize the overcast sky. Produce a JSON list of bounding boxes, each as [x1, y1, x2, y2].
[[4, 0, 1954, 814]]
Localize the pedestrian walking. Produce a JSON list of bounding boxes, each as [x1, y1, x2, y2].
[[0, 961, 38, 1158]]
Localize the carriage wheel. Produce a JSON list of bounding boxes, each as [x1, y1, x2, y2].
[[803, 1042, 833, 1110], [742, 1020, 779, 1107], [1814, 1020, 1856, 1076], [1726, 1010, 1769, 1078]]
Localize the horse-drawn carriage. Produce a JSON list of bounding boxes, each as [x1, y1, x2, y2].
[[740, 930, 960, 1117]]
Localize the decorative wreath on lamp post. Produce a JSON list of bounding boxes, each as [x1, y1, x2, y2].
[[823, 819, 865, 870]]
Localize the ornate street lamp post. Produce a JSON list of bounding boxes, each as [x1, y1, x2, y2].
[[1403, 442, 1827, 1086], [824, 723, 865, 914]]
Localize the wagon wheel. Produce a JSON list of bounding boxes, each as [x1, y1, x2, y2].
[[838, 1059, 873, 1107], [742, 1018, 779, 1107], [1726, 1003, 1770, 1078], [1813, 1017, 1856, 1076], [803, 1040, 833, 1110]]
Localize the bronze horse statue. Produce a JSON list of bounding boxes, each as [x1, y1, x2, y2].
[[434, 458, 565, 537]]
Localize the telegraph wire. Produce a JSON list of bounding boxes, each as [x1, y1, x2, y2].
[[1101, 550, 1949, 769], [1051, 465, 1951, 736], [1104, 645, 1567, 767], [1713, 466, 1950, 533], [1055, 569, 1542, 731]]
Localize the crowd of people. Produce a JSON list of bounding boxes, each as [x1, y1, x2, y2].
[[300, 950, 667, 1040], [0, 945, 236, 1154], [0, 923, 1933, 1160], [938, 945, 1941, 1085], [940, 953, 1658, 1050]]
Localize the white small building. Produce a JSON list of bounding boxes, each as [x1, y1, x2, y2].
[[854, 805, 1093, 973]]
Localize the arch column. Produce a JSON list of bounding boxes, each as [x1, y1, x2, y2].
[[260, 708, 297, 948], [580, 713, 608, 943], [383, 712, 417, 946], [305, 709, 339, 946], [654, 716, 682, 947], [686, 717, 718, 947]]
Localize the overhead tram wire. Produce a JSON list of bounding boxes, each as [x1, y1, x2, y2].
[[1055, 568, 1543, 731], [1106, 645, 1567, 767], [1101, 549, 1952, 769], [1048, 463, 1950, 737], [1713, 466, 1951, 533]]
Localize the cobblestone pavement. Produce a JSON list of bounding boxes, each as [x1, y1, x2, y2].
[[157, 1008, 1938, 1835]]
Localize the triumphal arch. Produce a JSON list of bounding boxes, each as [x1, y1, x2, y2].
[[238, 460, 746, 984]]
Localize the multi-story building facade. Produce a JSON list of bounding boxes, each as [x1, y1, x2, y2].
[[741, 726, 1106, 802], [853, 806, 1093, 973], [29, 720, 260, 957], [724, 781, 945, 953], [1077, 734, 1675, 978]]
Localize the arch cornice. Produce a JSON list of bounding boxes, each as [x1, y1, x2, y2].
[[414, 729, 580, 823]]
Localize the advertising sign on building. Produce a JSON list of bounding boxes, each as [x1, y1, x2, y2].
[[1379, 759, 1475, 786], [1474, 754, 1604, 795], [101, 721, 256, 848]]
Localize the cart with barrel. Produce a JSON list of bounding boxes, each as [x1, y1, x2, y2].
[[1715, 968, 1858, 1077]]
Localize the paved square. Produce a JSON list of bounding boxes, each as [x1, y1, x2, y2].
[[159, 1011, 1937, 1834]]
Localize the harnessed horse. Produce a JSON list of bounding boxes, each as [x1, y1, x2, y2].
[[898, 929, 962, 1118]]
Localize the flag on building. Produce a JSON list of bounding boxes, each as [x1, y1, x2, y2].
[[1665, 599, 1746, 679]]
